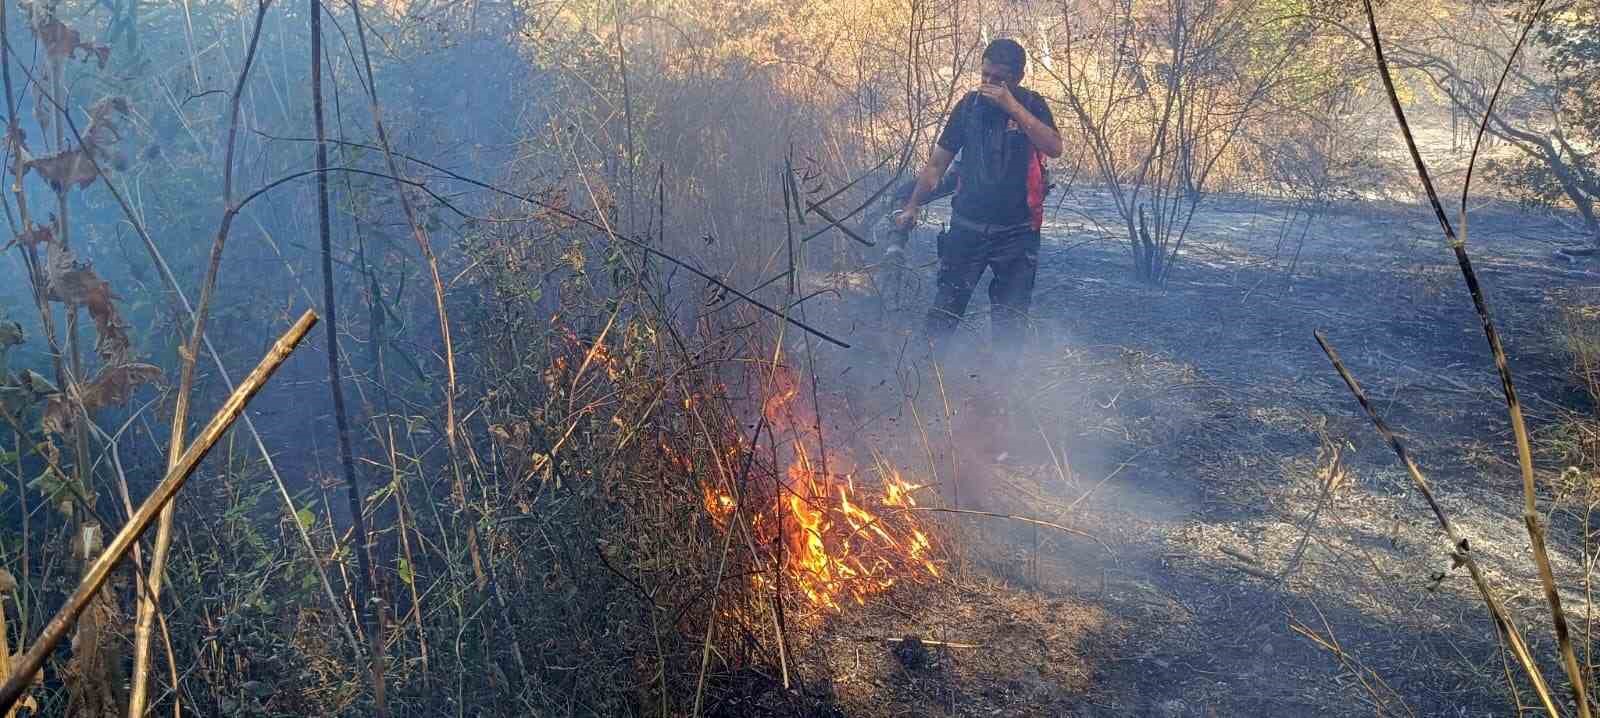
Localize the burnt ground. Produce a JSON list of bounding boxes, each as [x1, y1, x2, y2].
[[795, 188, 1600, 717]]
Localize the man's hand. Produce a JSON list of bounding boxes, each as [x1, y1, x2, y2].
[[893, 207, 917, 231], [898, 145, 956, 233], [976, 82, 1021, 116]]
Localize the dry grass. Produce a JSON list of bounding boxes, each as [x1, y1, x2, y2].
[[801, 575, 1106, 717]]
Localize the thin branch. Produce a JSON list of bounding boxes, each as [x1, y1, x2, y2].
[[312, 0, 384, 707], [252, 132, 853, 348]]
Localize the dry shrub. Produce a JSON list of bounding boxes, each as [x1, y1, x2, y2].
[[454, 210, 768, 712], [1548, 302, 1600, 501]]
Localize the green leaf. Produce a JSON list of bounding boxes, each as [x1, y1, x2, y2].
[[0, 320, 19, 378], [27, 465, 84, 515], [296, 508, 316, 530], [22, 370, 55, 395], [397, 557, 414, 586], [0, 321, 21, 347], [0, 450, 16, 466], [0, 386, 27, 412]]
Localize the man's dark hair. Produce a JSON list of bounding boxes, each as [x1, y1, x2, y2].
[[983, 38, 1026, 81]]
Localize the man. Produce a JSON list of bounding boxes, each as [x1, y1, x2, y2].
[[896, 38, 1062, 363]]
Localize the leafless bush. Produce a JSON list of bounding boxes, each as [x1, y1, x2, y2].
[[1038, 0, 1313, 283]]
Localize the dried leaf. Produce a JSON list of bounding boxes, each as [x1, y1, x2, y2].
[[21, 97, 130, 191], [73, 522, 102, 559], [14, 695, 40, 717], [37, 438, 58, 467], [22, 370, 56, 395], [3, 225, 52, 251], [27, 8, 109, 68], [0, 568, 15, 594], [27, 462, 80, 515], [81, 97, 128, 152], [80, 362, 160, 410], [22, 2, 110, 146], [38, 396, 70, 435], [0, 321, 20, 377], [24, 150, 99, 190], [39, 363, 160, 436], [64, 557, 123, 718], [43, 239, 132, 366]]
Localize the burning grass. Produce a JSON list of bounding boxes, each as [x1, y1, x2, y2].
[[703, 361, 944, 613]]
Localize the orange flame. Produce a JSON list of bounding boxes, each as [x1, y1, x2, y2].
[[705, 363, 942, 611], [702, 481, 735, 525]]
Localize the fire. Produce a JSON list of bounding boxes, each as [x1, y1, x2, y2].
[[702, 481, 735, 524], [703, 363, 942, 611]]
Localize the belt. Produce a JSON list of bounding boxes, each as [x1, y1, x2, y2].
[[949, 213, 1033, 236]]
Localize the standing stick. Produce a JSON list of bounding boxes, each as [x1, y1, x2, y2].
[[310, 0, 385, 709], [0, 310, 318, 715], [347, 0, 479, 633]]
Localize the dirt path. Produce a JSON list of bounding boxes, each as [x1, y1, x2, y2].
[[812, 189, 1598, 716]]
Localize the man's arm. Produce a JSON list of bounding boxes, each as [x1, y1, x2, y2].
[[897, 146, 957, 227], [1013, 103, 1063, 158], [976, 84, 1063, 158]]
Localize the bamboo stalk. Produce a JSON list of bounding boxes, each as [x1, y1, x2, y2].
[[1358, 1, 1586, 713], [0, 310, 317, 715], [691, 412, 767, 718], [1315, 331, 1558, 716], [346, 13, 473, 702], [129, 3, 276, 712]]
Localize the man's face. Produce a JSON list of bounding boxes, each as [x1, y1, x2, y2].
[[979, 60, 1018, 89]]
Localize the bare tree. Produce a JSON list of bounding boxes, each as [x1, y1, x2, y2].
[[1323, 1, 1600, 246], [1041, 0, 1306, 282]]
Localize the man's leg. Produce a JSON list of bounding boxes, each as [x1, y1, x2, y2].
[[924, 224, 987, 355], [988, 228, 1042, 365]]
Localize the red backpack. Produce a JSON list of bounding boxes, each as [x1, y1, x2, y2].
[[1026, 150, 1049, 231]]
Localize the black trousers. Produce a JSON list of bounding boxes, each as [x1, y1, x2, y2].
[[925, 216, 1041, 358]]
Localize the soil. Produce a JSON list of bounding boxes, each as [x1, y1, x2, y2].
[[793, 187, 1600, 717]]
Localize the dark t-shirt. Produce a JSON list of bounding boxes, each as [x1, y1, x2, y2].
[[936, 87, 1056, 224]]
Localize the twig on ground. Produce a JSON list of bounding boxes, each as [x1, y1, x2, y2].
[[1279, 436, 1345, 582], [1290, 601, 1417, 718], [904, 506, 1116, 558], [859, 636, 983, 649]]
